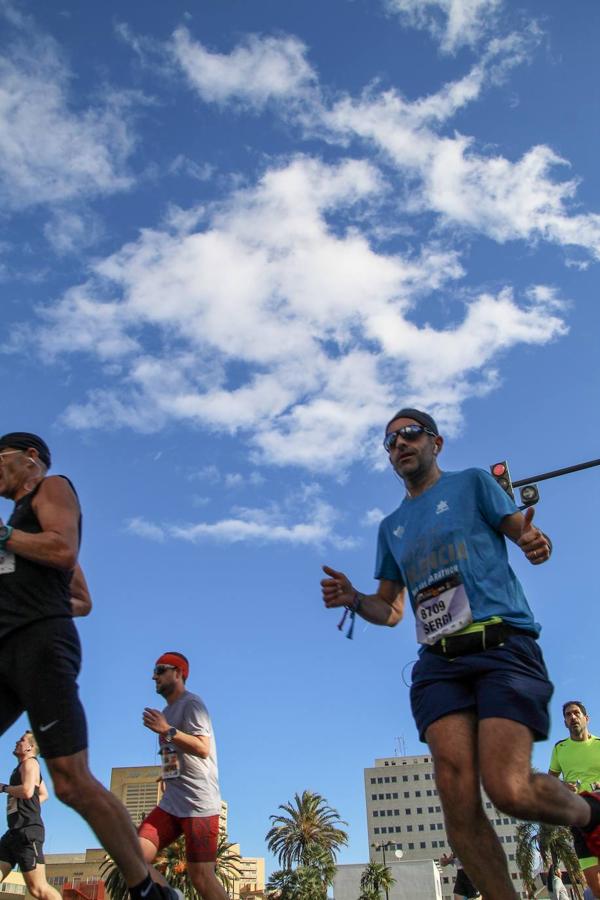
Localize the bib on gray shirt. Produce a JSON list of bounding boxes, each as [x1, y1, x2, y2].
[[158, 690, 221, 818]]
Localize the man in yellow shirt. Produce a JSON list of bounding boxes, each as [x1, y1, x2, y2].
[[549, 701, 600, 897]]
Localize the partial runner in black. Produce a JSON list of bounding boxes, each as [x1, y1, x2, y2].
[[440, 850, 481, 899], [0, 731, 60, 900], [0, 432, 182, 900]]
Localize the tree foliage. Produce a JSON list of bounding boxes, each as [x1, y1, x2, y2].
[[359, 861, 396, 899], [266, 790, 348, 870], [515, 820, 583, 899], [265, 791, 348, 898], [100, 829, 242, 899]]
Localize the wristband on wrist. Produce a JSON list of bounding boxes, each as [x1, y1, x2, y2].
[[0, 525, 13, 550]]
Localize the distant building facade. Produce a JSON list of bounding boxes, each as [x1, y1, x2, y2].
[[365, 754, 526, 899]]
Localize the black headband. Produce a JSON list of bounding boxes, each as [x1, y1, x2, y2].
[[0, 433, 51, 469]]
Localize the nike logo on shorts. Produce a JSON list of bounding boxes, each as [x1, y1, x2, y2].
[[39, 719, 59, 732]]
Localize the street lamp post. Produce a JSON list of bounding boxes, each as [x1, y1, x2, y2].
[[370, 841, 394, 900]]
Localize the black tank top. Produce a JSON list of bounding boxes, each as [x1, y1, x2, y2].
[[0, 477, 81, 640], [7, 759, 43, 830]]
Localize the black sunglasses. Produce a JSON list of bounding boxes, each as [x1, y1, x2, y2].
[[383, 424, 436, 453], [153, 664, 177, 675]]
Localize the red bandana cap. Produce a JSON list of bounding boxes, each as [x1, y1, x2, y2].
[[156, 652, 189, 679]]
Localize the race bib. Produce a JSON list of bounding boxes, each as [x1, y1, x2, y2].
[[6, 795, 17, 816], [0, 551, 15, 575], [415, 572, 472, 645], [159, 745, 180, 780]]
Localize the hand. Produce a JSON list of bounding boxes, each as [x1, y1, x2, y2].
[[565, 781, 579, 793], [143, 708, 170, 735], [517, 508, 550, 565], [321, 565, 356, 609], [439, 853, 452, 866]]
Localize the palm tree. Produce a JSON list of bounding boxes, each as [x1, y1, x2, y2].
[[99, 855, 128, 900], [215, 831, 243, 894], [359, 861, 396, 899], [515, 820, 583, 899], [266, 790, 348, 870]]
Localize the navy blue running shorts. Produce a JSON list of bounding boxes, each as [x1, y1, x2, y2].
[[410, 632, 553, 742], [0, 617, 88, 759]]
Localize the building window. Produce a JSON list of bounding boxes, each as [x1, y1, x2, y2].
[[385, 793, 391, 799], [418, 825, 424, 832], [416, 807, 422, 814], [406, 825, 413, 832], [403, 792, 410, 798], [408, 843, 414, 850], [374, 828, 380, 834], [413, 774, 420, 781], [405, 809, 411, 815], [402, 775, 408, 782], [370, 778, 376, 784], [393, 792, 398, 799], [420, 842, 426, 849], [373, 811, 378, 817]]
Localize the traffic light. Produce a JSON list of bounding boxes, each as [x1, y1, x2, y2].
[[519, 484, 540, 508], [490, 460, 514, 500]]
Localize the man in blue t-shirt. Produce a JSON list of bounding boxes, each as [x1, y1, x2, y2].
[[321, 408, 600, 900]]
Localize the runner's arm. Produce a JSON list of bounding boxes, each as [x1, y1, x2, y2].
[[1, 759, 39, 800], [142, 709, 211, 758], [499, 508, 552, 565], [2, 477, 80, 570], [38, 779, 49, 803], [321, 566, 405, 626], [167, 730, 210, 758], [70, 564, 92, 617]]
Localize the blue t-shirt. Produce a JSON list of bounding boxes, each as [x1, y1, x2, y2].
[[375, 468, 540, 636]]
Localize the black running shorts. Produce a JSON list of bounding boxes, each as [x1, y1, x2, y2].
[[0, 825, 45, 872], [0, 617, 88, 758]]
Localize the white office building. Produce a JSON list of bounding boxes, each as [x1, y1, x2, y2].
[[364, 754, 527, 899]]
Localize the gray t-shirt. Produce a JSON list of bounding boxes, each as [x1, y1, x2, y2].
[[158, 690, 221, 817]]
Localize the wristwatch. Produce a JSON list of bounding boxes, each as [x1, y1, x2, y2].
[[164, 726, 177, 742], [0, 525, 12, 549]]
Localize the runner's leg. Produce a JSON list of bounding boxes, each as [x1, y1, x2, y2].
[[22, 865, 62, 900], [187, 862, 229, 900], [478, 718, 591, 826], [46, 750, 150, 887], [426, 711, 518, 900]]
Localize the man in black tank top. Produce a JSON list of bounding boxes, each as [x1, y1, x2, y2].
[[0, 731, 61, 900], [0, 433, 181, 900]]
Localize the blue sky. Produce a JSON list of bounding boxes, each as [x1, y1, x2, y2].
[[1, 0, 599, 877]]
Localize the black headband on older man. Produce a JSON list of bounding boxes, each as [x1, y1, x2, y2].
[[0, 433, 52, 469]]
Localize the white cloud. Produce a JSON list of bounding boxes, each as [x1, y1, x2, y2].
[[43, 208, 104, 255], [384, 0, 502, 53], [169, 155, 214, 182], [171, 27, 316, 108], [363, 508, 385, 526], [126, 487, 354, 548], [28, 152, 568, 471], [0, 10, 135, 211]]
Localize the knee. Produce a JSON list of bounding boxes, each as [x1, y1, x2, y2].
[[482, 775, 527, 818], [434, 759, 480, 816], [49, 765, 97, 810], [190, 867, 215, 893]]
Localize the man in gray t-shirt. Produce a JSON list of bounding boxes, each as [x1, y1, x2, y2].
[[138, 652, 228, 900]]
